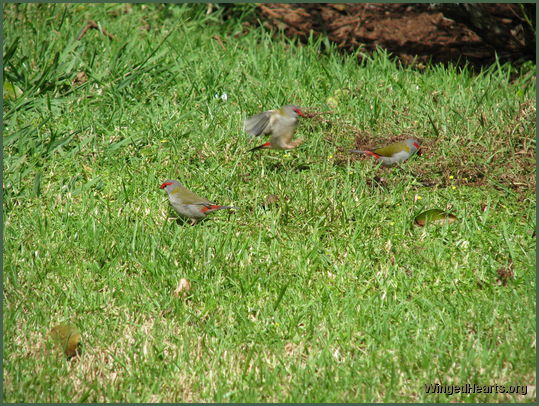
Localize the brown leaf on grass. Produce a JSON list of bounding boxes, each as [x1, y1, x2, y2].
[[239, 173, 252, 182], [365, 175, 387, 189], [78, 20, 115, 41], [233, 22, 253, 39], [496, 265, 514, 286], [212, 35, 226, 51], [262, 194, 280, 208], [140, 20, 151, 32], [73, 71, 88, 86], [174, 278, 191, 298], [50, 324, 81, 359]]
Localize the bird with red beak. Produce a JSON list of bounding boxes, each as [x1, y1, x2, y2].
[[244, 105, 307, 151], [160, 180, 238, 225], [350, 139, 422, 166]]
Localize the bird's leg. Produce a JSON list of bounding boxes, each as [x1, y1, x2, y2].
[[190, 219, 198, 226], [288, 138, 304, 148]]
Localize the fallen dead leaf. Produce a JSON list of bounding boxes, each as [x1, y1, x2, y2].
[[49, 324, 81, 359], [212, 35, 226, 51], [73, 71, 88, 86], [174, 278, 191, 297], [262, 194, 280, 208], [78, 20, 115, 41], [496, 265, 514, 286]]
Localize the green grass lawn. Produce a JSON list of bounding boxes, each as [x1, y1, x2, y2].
[[3, 3, 536, 402]]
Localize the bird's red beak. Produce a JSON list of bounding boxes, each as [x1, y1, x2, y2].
[[160, 182, 173, 189], [293, 108, 306, 117]]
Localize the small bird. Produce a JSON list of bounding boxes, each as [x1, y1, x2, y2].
[[244, 105, 307, 151], [350, 138, 422, 166], [160, 180, 238, 225]]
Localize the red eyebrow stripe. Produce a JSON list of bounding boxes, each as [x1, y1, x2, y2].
[[413, 142, 420, 149], [160, 182, 173, 189]]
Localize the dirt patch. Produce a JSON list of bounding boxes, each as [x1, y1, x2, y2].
[[309, 101, 536, 192], [256, 3, 534, 69]]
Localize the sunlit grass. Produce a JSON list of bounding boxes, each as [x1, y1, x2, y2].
[[3, 3, 536, 402]]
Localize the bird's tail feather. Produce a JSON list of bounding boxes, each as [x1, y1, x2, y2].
[[248, 142, 271, 152], [350, 150, 380, 159], [201, 205, 239, 213]]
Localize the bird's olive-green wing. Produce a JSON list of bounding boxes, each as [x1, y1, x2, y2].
[[172, 186, 210, 204], [373, 142, 410, 157]]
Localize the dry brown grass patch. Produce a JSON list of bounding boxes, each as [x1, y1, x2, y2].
[[314, 101, 535, 192]]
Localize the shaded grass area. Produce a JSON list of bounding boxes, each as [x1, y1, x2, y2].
[[3, 3, 536, 403]]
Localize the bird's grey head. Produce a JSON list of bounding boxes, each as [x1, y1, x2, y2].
[[160, 179, 183, 192], [282, 105, 306, 118], [406, 139, 422, 155]]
